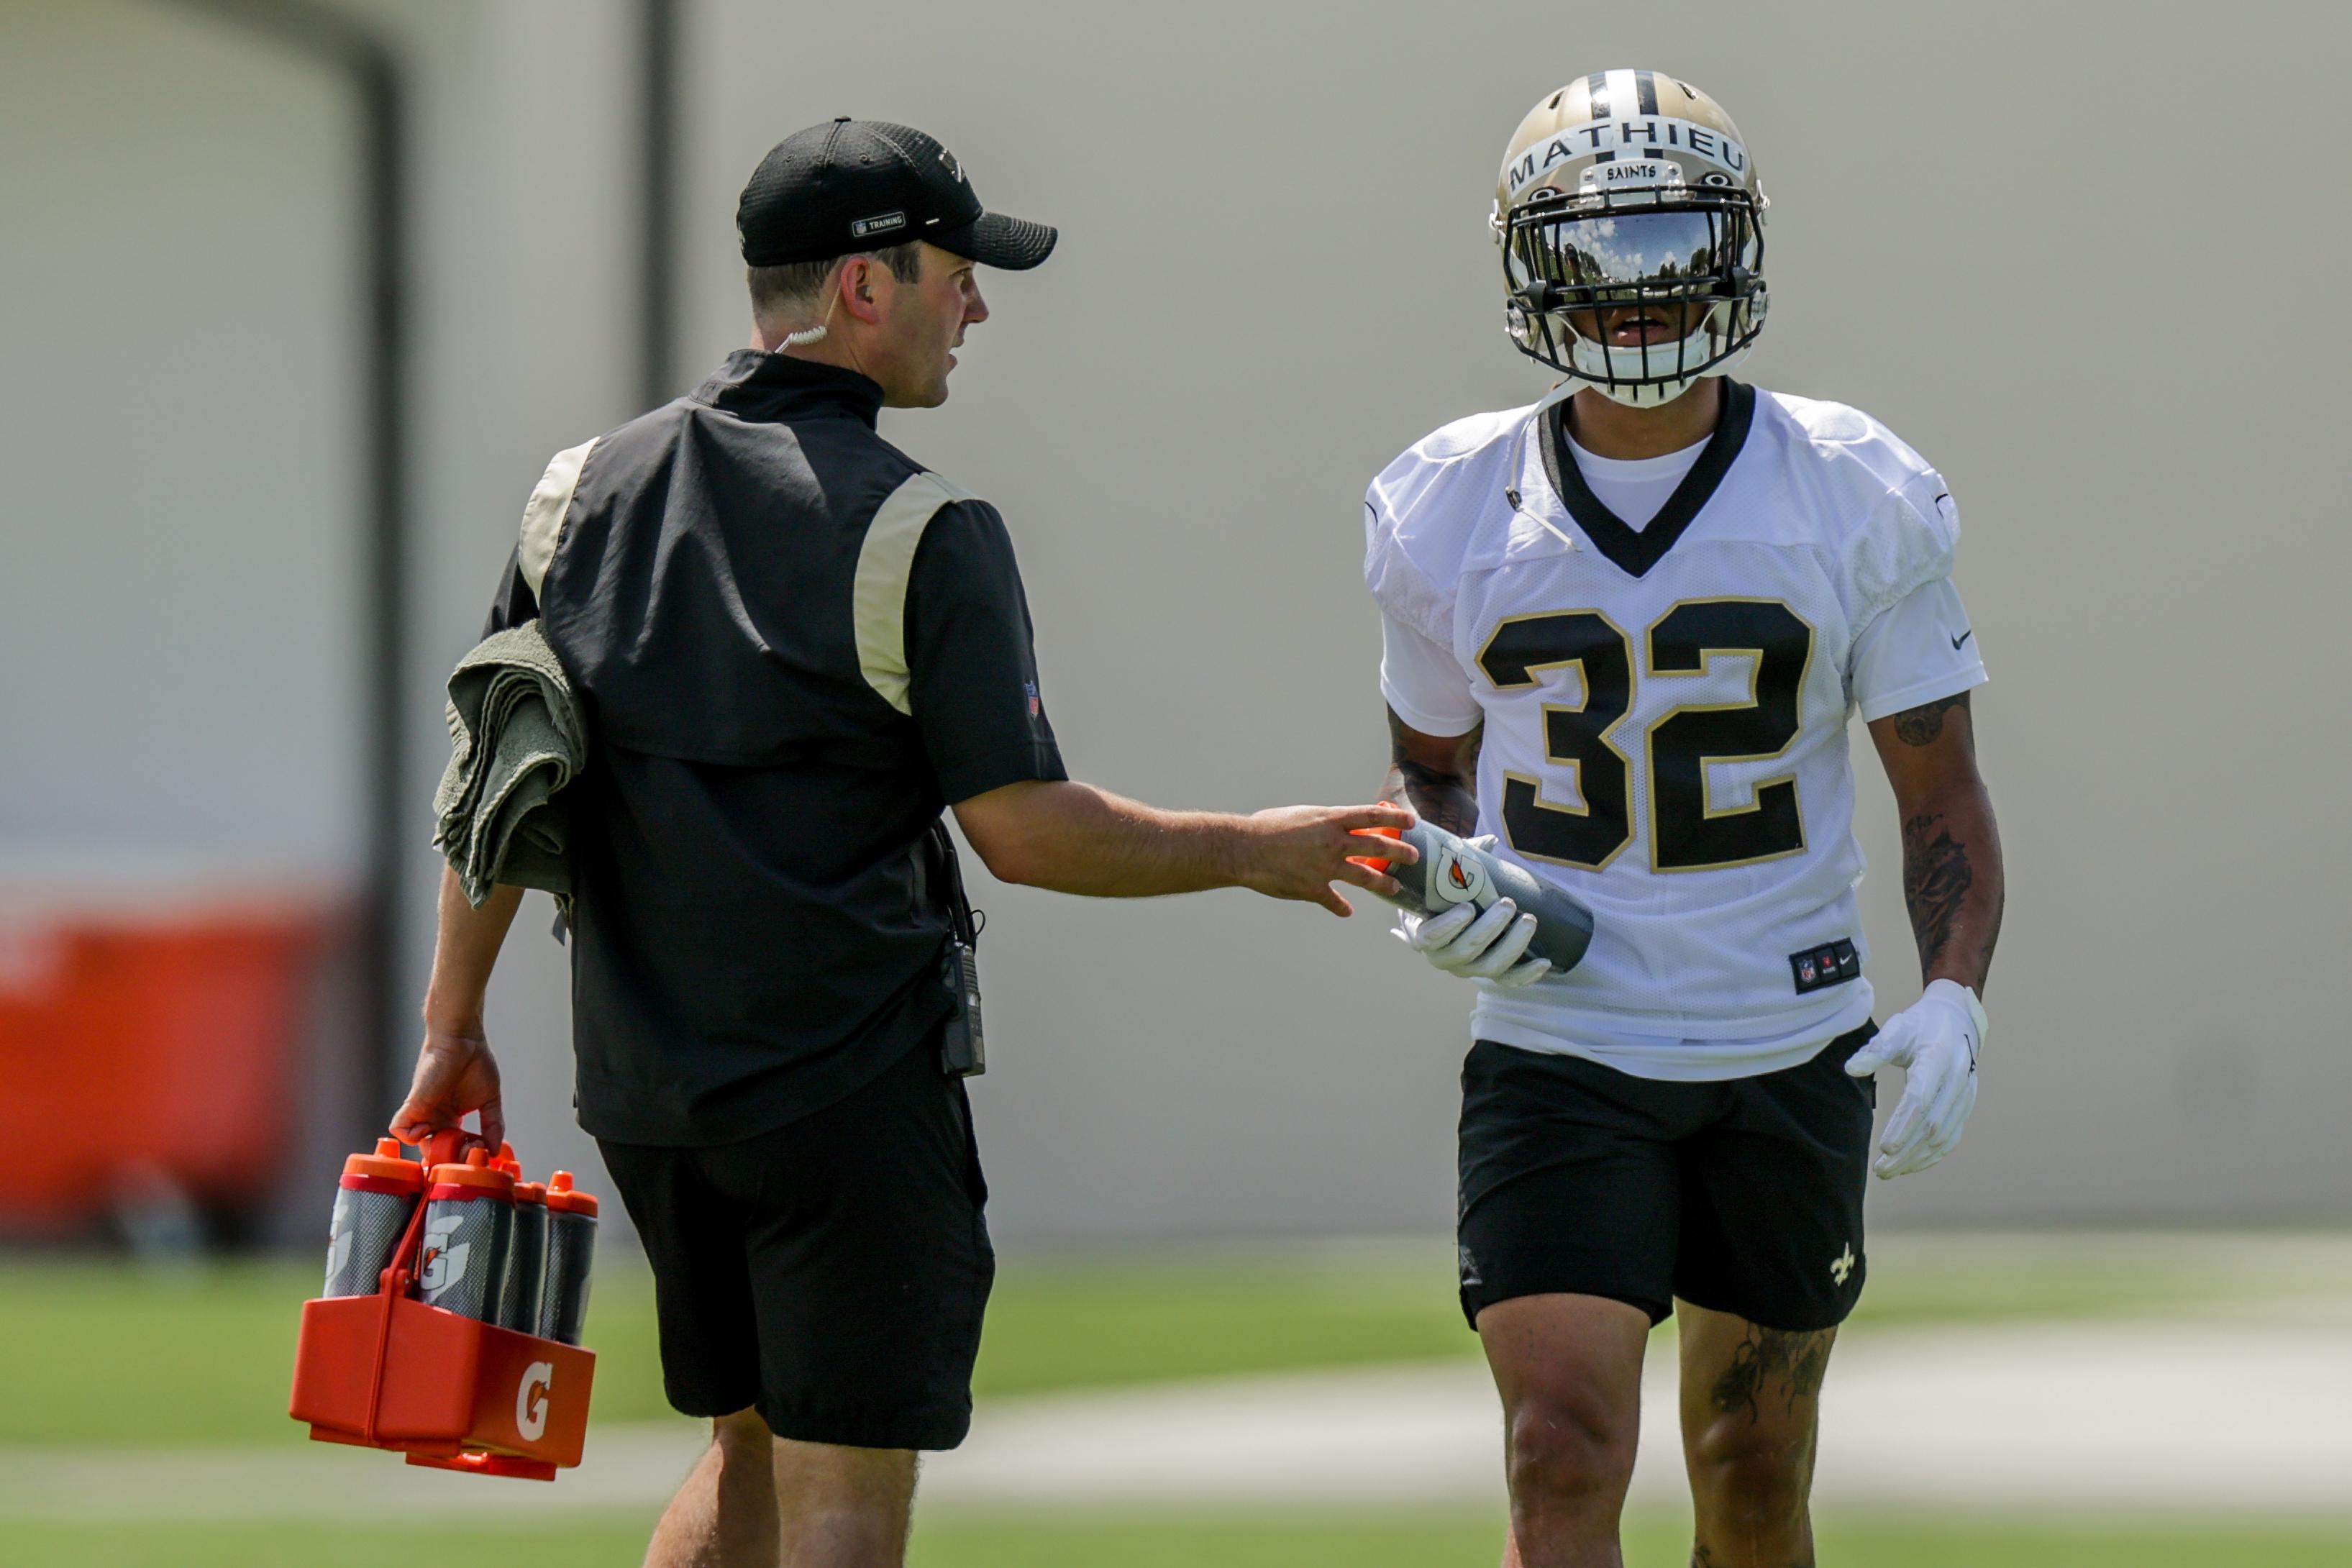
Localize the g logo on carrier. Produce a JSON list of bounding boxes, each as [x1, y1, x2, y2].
[[516, 1361, 555, 1441], [1428, 843, 1490, 906]]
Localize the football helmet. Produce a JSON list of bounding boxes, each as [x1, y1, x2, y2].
[[1493, 71, 1769, 407]]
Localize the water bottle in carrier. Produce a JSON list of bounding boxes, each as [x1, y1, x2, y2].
[[1354, 821, 1595, 972], [418, 1146, 515, 1322], [494, 1145, 548, 1336], [538, 1170, 599, 1345], [322, 1139, 425, 1298]]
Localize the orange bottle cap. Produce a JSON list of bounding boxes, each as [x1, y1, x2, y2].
[[340, 1136, 424, 1190], [427, 1145, 516, 1198], [544, 1170, 599, 1216], [1347, 824, 1403, 872]]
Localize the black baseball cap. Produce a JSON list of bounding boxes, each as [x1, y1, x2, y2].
[[737, 118, 1057, 271]]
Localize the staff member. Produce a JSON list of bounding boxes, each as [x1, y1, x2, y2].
[[392, 118, 1414, 1568]]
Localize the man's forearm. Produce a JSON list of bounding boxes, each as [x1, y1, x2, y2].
[[1899, 781, 2004, 993], [954, 780, 1407, 916], [955, 780, 1252, 898], [423, 866, 524, 1026]]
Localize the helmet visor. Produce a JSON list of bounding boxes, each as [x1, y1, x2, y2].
[[1500, 193, 1767, 391], [1532, 209, 1741, 301]]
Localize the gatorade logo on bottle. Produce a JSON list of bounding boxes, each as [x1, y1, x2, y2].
[[516, 1361, 555, 1441], [419, 1213, 472, 1294], [1428, 842, 1490, 906]]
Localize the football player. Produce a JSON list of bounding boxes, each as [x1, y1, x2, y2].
[[1364, 73, 2005, 1567]]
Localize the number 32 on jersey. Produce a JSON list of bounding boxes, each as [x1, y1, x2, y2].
[[1476, 598, 1814, 874]]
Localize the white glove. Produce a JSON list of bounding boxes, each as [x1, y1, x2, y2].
[[1392, 839, 1552, 988], [1845, 979, 1986, 1179]]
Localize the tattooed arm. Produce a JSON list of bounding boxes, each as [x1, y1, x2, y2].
[[1381, 707, 1481, 837], [1866, 691, 2004, 993], [1380, 706, 1554, 987]]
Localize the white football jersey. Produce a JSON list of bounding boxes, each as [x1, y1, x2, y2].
[[1365, 382, 1985, 1080]]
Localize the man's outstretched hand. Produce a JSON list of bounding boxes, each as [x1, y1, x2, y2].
[[1233, 803, 1419, 916], [391, 1021, 506, 1153]]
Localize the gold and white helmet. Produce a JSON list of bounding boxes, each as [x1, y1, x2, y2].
[[1493, 71, 1769, 407]]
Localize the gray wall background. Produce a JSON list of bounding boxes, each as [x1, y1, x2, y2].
[[5, 0, 2346, 1242]]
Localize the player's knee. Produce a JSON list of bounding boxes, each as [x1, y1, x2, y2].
[[1686, 1416, 1813, 1523], [1505, 1387, 1637, 1505]]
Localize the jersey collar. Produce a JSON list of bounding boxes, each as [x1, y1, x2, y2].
[[693, 349, 888, 428], [1538, 380, 1756, 578]]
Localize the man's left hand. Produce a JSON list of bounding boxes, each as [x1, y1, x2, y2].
[[1845, 979, 1984, 1179]]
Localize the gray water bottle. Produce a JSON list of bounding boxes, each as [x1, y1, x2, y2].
[[1367, 820, 1595, 972], [417, 1147, 515, 1321], [497, 1159, 549, 1335], [538, 1170, 599, 1345], [322, 1139, 424, 1298]]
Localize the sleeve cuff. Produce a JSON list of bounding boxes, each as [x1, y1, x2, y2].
[[1380, 678, 1482, 739], [937, 739, 1070, 806], [1856, 665, 1987, 724]]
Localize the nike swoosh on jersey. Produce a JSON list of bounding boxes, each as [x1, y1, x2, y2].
[[1951, 629, 1974, 650]]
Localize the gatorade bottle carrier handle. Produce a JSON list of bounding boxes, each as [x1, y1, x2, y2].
[[288, 1131, 596, 1481]]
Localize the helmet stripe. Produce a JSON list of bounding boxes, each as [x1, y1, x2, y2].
[[1635, 69, 1660, 115], [1607, 69, 1641, 128], [1585, 70, 1610, 118]]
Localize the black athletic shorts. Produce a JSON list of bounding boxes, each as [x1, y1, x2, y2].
[[1457, 1023, 1877, 1334], [598, 1028, 994, 1450]]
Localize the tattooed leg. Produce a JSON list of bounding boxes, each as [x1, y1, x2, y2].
[[1677, 1302, 1835, 1568]]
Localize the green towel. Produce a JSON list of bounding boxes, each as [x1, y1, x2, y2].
[[432, 621, 587, 910]]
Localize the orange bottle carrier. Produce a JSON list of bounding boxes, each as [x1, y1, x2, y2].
[[288, 1131, 597, 1481]]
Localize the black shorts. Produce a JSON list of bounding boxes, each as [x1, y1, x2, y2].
[[598, 1029, 994, 1451], [1457, 1023, 1877, 1334]]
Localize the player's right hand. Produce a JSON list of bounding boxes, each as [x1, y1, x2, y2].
[[1395, 896, 1552, 988], [392, 1021, 506, 1153]]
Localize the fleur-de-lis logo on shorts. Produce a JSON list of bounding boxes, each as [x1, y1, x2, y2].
[[1830, 1244, 1856, 1286]]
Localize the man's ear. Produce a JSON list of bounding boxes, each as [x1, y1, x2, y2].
[[837, 255, 886, 325]]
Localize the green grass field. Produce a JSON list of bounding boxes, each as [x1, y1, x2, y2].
[[9, 1511, 2351, 1568], [4, 1230, 2323, 1447], [4, 1234, 2348, 1564]]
